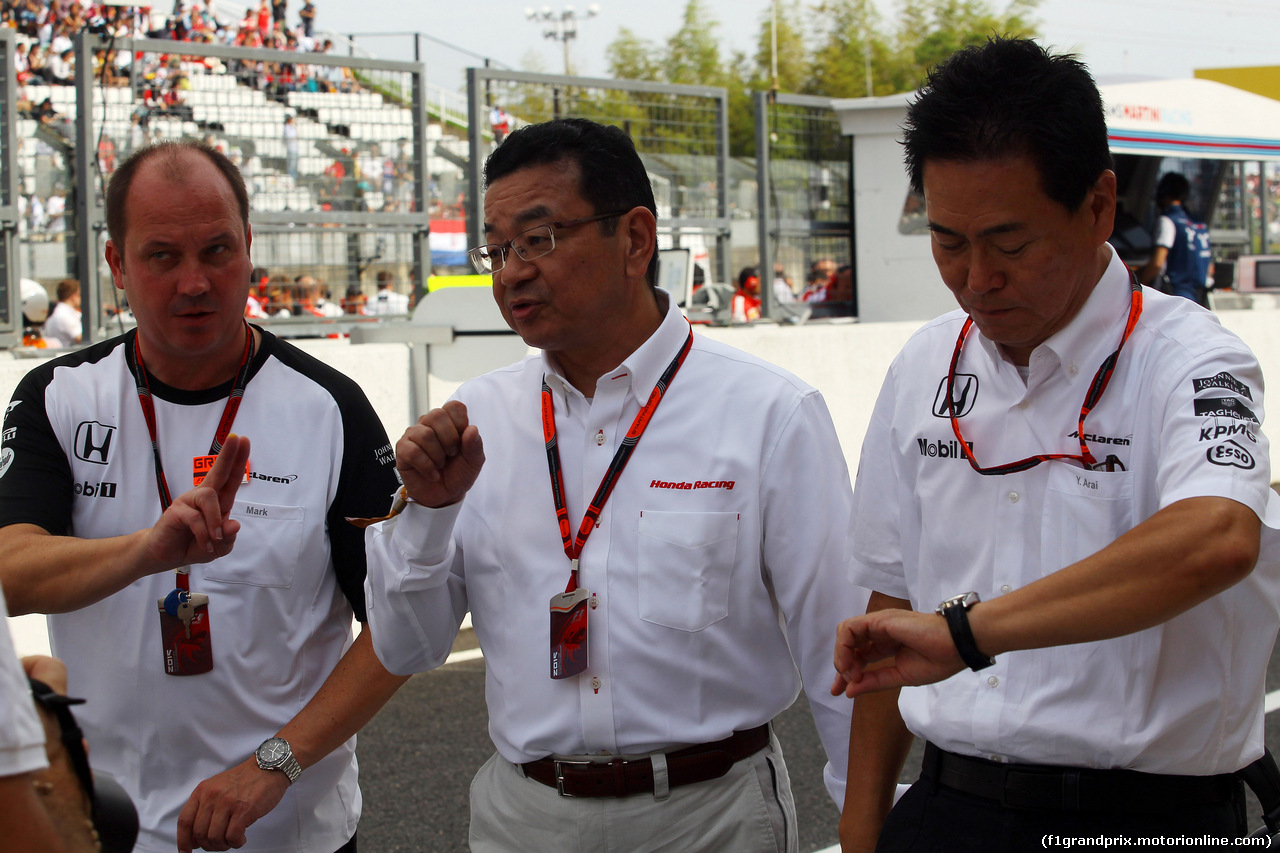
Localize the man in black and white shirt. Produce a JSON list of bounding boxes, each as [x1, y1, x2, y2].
[[0, 140, 406, 853]]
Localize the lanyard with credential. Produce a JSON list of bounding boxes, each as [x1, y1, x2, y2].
[[129, 323, 254, 676], [542, 325, 694, 679], [946, 275, 1143, 474]]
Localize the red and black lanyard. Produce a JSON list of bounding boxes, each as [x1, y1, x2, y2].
[[543, 327, 695, 593], [946, 276, 1143, 475], [128, 322, 256, 590]]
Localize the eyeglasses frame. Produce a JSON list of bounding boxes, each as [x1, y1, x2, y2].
[[468, 209, 631, 274]]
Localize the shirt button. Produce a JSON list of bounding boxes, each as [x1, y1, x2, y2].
[[595, 430, 605, 446], [1000, 584, 1012, 594], [987, 676, 999, 688], [589, 594, 599, 610], [1069, 363, 1079, 376], [590, 676, 602, 690], [1008, 491, 1019, 503]]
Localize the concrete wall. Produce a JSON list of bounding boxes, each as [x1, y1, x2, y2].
[[5, 309, 1279, 479]]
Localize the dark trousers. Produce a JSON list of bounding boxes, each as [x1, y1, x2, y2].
[[878, 768, 1246, 852], [334, 833, 357, 853]]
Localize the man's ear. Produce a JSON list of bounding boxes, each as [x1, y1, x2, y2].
[[620, 206, 657, 283], [104, 240, 126, 292], [1089, 169, 1118, 246]]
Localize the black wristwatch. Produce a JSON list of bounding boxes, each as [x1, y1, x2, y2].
[[935, 592, 996, 671]]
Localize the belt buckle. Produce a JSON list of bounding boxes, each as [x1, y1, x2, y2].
[[552, 759, 594, 798]]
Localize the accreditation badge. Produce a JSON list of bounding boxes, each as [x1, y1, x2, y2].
[[549, 588, 591, 679]]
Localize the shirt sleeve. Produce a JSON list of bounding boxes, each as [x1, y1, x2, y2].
[[1155, 215, 1177, 250], [363, 501, 468, 676], [759, 388, 867, 806], [326, 378, 402, 622], [0, 365, 74, 535], [1154, 338, 1276, 521], [848, 363, 911, 599], [0, 590, 48, 777]]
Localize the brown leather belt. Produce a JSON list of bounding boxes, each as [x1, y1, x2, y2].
[[521, 724, 770, 798]]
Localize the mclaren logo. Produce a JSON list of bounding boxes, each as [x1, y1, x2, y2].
[[74, 421, 117, 465], [932, 375, 978, 418], [249, 471, 298, 485]]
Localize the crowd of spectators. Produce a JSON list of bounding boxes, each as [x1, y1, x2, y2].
[[4, 0, 354, 102]]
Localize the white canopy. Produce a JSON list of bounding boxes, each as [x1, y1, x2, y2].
[[1101, 77, 1280, 161], [835, 78, 1280, 162]]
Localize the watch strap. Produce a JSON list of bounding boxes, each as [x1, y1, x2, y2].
[[940, 599, 996, 671]]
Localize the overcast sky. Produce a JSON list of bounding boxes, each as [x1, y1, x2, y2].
[[306, 0, 1280, 92]]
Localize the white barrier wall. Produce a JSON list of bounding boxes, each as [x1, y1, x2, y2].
[[3, 310, 1279, 485]]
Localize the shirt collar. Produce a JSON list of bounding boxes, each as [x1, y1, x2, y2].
[[1036, 244, 1132, 386], [969, 245, 1131, 385], [541, 288, 687, 403]]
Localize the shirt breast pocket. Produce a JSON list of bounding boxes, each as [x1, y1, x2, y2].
[[1040, 464, 1134, 572], [637, 510, 739, 632], [202, 502, 305, 588]]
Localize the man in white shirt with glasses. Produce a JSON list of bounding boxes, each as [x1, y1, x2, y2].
[[363, 117, 863, 851]]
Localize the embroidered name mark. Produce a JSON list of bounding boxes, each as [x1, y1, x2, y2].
[[649, 480, 736, 491]]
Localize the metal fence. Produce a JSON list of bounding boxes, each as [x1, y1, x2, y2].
[[754, 91, 853, 319], [465, 68, 732, 287], [0, 29, 18, 346], [13, 32, 433, 343]]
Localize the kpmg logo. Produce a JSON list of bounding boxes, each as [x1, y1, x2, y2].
[[932, 375, 978, 418], [74, 421, 116, 465]]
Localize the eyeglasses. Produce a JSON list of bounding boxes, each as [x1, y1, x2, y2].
[[468, 210, 629, 274]]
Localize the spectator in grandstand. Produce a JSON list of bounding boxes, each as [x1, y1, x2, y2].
[[272, 0, 287, 26], [43, 279, 81, 348], [27, 43, 49, 83], [283, 115, 299, 178], [369, 271, 409, 315], [44, 186, 67, 238], [298, 0, 315, 37], [298, 275, 343, 317], [13, 41, 32, 84], [255, 0, 270, 37]]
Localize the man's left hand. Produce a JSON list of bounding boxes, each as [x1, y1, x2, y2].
[[176, 757, 289, 852], [831, 608, 966, 698]]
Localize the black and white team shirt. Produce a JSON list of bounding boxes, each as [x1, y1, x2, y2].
[[0, 327, 399, 853]]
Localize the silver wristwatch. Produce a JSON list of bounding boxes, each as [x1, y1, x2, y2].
[[254, 737, 302, 784]]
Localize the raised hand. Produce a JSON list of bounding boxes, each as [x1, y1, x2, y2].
[[395, 401, 485, 509]]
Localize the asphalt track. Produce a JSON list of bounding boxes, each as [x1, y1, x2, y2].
[[354, 630, 1280, 851]]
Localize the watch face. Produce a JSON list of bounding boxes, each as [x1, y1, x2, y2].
[[259, 739, 288, 765]]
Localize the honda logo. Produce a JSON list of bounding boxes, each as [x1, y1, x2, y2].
[[74, 421, 116, 465], [933, 375, 978, 418]]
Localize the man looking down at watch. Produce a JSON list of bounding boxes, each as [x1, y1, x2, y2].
[[0, 140, 407, 852], [831, 37, 1280, 852]]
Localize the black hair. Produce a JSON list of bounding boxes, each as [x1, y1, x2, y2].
[[903, 36, 1112, 212], [483, 118, 659, 286], [1156, 172, 1190, 206]]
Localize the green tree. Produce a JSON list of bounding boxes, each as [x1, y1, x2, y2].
[[606, 28, 663, 82], [806, 0, 893, 98], [665, 0, 725, 86]]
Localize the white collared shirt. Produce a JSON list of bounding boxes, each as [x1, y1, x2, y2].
[[365, 290, 864, 803], [850, 247, 1280, 774]]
